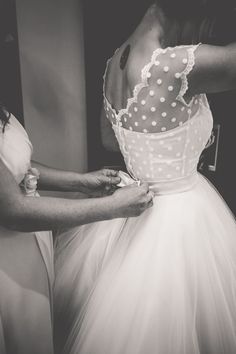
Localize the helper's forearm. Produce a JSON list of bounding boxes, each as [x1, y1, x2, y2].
[[31, 160, 85, 192], [1, 193, 115, 233]]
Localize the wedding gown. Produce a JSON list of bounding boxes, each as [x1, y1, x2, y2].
[[54, 44, 236, 354], [0, 115, 54, 354]]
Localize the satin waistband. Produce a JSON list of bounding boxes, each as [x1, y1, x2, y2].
[[118, 170, 199, 196], [149, 173, 199, 196]]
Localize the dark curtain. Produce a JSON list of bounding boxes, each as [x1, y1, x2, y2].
[[83, 0, 147, 170], [0, 0, 23, 124], [206, 92, 236, 214]]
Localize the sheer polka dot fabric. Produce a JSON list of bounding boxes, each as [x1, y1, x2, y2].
[[104, 45, 201, 134], [103, 45, 213, 192]]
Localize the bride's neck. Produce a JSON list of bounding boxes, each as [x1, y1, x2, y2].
[[140, 3, 204, 46], [139, 3, 180, 46]]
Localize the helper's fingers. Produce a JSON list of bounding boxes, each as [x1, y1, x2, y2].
[[102, 169, 119, 177], [103, 175, 121, 185], [139, 182, 149, 193], [146, 191, 154, 208], [147, 191, 155, 200]]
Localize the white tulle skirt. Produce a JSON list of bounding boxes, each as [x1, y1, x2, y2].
[[54, 174, 236, 354]]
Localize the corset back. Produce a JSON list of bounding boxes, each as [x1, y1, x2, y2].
[[104, 44, 213, 194]]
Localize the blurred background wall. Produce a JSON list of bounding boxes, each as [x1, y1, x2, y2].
[[16, 0, 87, 173]]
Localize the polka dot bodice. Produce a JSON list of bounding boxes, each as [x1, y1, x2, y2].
[[103, 45, 213, 194]]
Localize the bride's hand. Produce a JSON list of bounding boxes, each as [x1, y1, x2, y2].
[[79, 169, 121, 197]]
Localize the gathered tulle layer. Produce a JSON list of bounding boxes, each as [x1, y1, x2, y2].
[[54, 174, 236, 354]]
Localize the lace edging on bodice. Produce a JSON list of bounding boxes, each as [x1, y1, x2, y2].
[[103, 44, 201, 123]]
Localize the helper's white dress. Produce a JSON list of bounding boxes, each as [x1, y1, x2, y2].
[[54, 45, 236, 354], [0, 115, 54, 354]]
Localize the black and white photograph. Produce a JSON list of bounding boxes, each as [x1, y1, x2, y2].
[[0, 0, 236, 353]]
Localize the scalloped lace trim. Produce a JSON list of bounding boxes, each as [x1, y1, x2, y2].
[[176, 43, 201, 107], [103, 44, 201, 121]]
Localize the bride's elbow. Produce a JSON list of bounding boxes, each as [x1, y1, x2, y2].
[[225, 47, 236, 90]]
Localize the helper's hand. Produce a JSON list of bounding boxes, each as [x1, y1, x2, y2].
[[79, 169, 120, 197], [110, 183, 154, 218]]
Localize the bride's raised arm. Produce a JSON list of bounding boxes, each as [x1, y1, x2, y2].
[[187, 43, 236, 97]]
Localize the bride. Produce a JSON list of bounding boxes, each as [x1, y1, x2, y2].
[[54, 1, 236, 353]]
